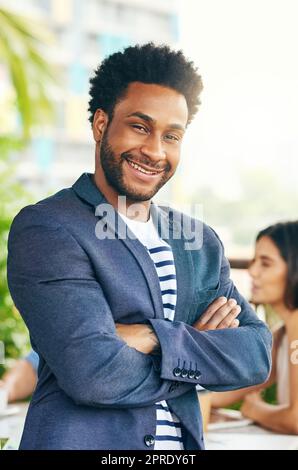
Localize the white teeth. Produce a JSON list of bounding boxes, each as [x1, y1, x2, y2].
[[127, 159, 157, 175]]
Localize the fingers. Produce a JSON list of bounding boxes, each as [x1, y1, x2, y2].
[[217, 306, 241, 329], [194, 296, 227, 327], [203, 300, 241, 330], [194, 297, 241, 331]]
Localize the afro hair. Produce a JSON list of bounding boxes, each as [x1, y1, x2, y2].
[[88, 42, 203, 127]]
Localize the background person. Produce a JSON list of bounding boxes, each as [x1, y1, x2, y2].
[[211, 221, 298, 435], [0, 350, 38, 403]]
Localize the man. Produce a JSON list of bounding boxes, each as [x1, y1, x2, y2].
[[7, 43, 272, 450]]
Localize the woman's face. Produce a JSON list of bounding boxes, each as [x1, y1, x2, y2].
[[248, 235, 288, 307]]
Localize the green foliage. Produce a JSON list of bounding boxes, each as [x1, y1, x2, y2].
[[0, 150, 33, 376], [227, 383, 277, 411], [0, 7, 57, 141], [0, 7, 57, 375], [0, 438, 9, 450], [262, 383, 277, 405]]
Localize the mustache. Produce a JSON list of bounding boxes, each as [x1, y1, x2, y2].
[[121, 151, 170, 172]]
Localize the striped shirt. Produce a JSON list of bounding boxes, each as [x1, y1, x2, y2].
[[120, 212, 184, 450]]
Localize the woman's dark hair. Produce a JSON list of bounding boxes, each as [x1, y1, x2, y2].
[[257, 221, 298, 310], [88, 42, 203, 127]]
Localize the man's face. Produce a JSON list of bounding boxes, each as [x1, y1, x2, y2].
[[96, 82, 188, 202]]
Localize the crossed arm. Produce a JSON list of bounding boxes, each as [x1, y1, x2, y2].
[[115, 296, 241, 353], [7, 208, 272, 408]]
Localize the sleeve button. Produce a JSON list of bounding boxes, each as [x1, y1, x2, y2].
[[173, 367, 182, 377]]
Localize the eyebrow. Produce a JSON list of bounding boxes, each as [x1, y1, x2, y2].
[[126, 112, 186, 132], [259, 255, 274, 262]]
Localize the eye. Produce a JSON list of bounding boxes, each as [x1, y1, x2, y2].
[[259, 259, 273, 268], [131, 124, 148, 133], [164, 134, 180, 142]]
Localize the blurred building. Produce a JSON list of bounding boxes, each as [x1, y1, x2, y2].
[[3, 0, 180, 195]]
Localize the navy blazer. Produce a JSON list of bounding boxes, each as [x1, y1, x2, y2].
[[7, 172, 272, 450]]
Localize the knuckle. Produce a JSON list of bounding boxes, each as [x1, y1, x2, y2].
[[232, 306, 241, 315], [203, 325, 211, 331], [213, 297, 226, 308], [219, 308, 229, 319]]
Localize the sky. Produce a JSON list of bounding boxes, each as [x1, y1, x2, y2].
[[176, 0, 298, 202]]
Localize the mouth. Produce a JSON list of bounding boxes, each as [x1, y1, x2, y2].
[[251, 283, 261, 292], [124, 158, 165, 181]]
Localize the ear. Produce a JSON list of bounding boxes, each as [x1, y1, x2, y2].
[[92, 109, 108, 142]]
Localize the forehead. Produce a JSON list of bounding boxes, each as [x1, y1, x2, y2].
[[256, 236, 282, 260], [113, 82, 188, 126]]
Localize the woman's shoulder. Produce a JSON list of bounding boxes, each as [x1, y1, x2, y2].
[[272, 323, 286, 349]]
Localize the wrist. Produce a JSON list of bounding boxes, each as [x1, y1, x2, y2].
[[148, 326, 160, 355]]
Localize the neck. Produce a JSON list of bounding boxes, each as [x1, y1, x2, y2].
[[271, 301, 298, 325], [92, 166, 151, 223]]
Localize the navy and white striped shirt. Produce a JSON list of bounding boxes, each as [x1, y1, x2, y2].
[[120, 212, 184, 450]]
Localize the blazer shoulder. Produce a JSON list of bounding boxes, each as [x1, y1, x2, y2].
[[203, 223, 224, 247], [10, 187, 83, 232]]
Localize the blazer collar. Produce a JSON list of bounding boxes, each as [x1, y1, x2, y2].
[[72, 172, 106, 207], [72, 173, 195, 323]]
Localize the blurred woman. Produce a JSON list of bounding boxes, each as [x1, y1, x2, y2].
[[211, 221, 298, 435]]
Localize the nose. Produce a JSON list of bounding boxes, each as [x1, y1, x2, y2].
[[140, 134, 166, 163], [248, 259, 259, 279]]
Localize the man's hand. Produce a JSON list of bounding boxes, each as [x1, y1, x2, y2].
[[193, 297, 241, 331], [115, 323, 160, 355]]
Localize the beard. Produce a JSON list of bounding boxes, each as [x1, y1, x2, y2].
[[99, 131, 172, 202]]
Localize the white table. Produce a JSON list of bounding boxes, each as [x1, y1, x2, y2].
[[2, 403, 298, 450], [0, 403, 28, 450], [206, 410, 298, 450]]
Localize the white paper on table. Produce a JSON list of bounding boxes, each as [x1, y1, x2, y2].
[[205, 432, 298, 450]]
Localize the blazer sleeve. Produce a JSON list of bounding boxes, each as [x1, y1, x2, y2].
[[7, 206, 194, 408], [149, 229, 273, 392]]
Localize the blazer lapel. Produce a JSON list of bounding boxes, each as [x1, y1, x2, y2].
[[152, 204, 196, 324], [72, 173, 165, 320], [72, 173, 196, 323]]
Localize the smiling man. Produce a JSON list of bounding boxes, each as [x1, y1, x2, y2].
[[93, 82, 187, 209], [7, 43, 272, 450]]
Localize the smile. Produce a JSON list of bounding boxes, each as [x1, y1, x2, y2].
[[126, 158, 163, 176]]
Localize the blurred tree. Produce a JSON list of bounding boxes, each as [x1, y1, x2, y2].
[[0, 7, 57, 373], [0, 7, 56, 144]]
